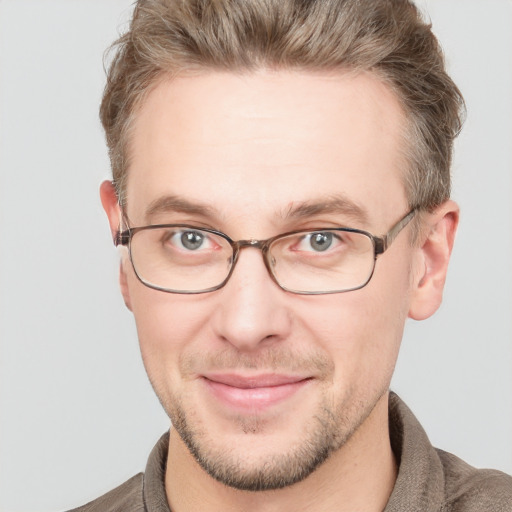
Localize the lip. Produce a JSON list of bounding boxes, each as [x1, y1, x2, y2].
[[202, 373, 312, 412]]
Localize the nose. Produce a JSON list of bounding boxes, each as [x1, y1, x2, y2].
[[211, 247, 292, 352]]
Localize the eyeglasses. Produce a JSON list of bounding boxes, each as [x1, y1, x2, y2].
[[115, 209, 416, 295]]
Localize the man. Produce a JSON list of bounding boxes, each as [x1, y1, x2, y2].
[[73, 0, 512, 510]]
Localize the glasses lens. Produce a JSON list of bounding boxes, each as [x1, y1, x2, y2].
[[268, 229, 375, 293], [129, 226, 232, 292]]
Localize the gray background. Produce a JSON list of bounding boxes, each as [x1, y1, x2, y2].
[[1, 1, 511, 510]]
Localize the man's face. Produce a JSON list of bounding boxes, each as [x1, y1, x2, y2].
[[108, 70, 424, 490]]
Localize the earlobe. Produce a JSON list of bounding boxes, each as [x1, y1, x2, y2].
[[99, 180, 133, 311], [118, 260, 133, 311], [408, 200, 459, 321]]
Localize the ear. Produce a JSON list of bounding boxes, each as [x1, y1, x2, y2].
[[99, 180, 122, 239], [408, 200, 459, 320], [99, 180, 133, 311]]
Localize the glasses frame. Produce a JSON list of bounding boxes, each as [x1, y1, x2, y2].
[[115, 209, 417, 295]]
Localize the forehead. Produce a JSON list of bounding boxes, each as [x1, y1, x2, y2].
[[126, 69, 408, 232]]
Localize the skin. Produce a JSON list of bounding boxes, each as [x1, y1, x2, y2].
[[101, 69, 458, 512]]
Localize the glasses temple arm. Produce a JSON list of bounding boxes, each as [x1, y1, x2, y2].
[[375, 208, 417, 255]]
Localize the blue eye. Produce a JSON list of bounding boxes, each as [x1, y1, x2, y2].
[[294, 232, 341, 252], [163, 229, 215, 251], [309, 232, 333, 252], [180, 231, 205, 250]]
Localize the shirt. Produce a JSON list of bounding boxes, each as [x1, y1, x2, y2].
[[68, 393, 512, 511]]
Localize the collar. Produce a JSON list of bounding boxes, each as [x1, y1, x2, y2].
[[142, 393, 445, 511]]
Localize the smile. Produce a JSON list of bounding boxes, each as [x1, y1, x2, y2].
[[202, 373, 313, 412]]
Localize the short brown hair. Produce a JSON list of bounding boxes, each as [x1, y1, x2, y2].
[[100, 0, 465, 210]]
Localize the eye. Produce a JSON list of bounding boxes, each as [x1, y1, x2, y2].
[[180, 230, 205, 250], [309, 232, 333, 252], [167, 229, 214, 251], [295, 231, 342, 252]]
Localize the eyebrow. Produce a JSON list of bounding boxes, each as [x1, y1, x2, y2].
[[282, 195, 369, 226], [145, 195, 217, 220], [143, 193, 369, 227]]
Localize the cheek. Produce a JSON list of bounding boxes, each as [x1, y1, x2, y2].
[[126, 273, 210, 379], [296, 261, 412, 386]]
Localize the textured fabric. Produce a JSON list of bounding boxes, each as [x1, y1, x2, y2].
[[67, 474, 146, 512], [67, 394, 512, 511], [67, 437, 170, 512], [384, 395, 512, 511]]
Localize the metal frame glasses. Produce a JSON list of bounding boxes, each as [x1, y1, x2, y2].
[[115, 209, 416, 295]]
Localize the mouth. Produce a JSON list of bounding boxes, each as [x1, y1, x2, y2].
[[201, 373, 313, 412]]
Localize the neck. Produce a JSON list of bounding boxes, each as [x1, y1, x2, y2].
[[165, 392, 397, 512]]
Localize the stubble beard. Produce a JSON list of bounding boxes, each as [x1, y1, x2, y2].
[[165, 385, 385, 491], [150, 347, 387, 492]]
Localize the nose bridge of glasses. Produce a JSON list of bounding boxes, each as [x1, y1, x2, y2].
[[230, 238, 275, 278], [232, 239, 273, 260], [232, 238, 270, 262], [234, 239, 265, 249]]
